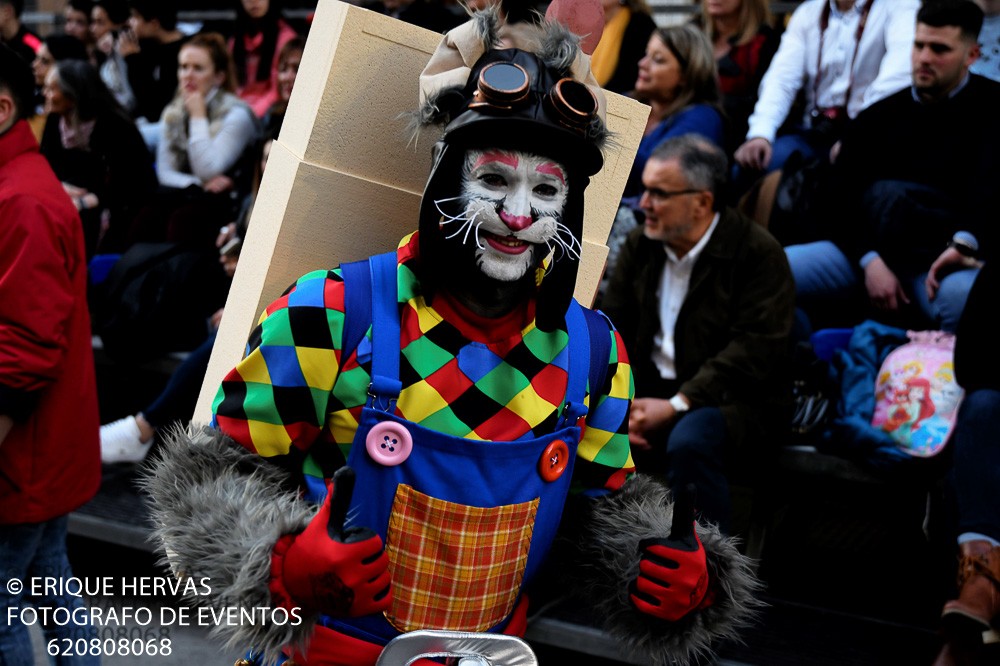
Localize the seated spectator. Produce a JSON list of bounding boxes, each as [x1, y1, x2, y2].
[[63, 0, 96, 58], [0, 0, 40, 65], [696, 0, 779, 153], [130, 32, 260, 249], [120, 0, 187, 129], [784, 0, 1000, 334], [623, 24, 726, 204], [599, 23, 725, 299], [732, 0, 919, 192], [261, 35, 305, 139], [970, 0, 1000, 80], [591, 0, 657, 95], [29, 34, 88, 141], [38, 59, 156, 259], [933, 259, 999, 666], [91, 0, 136, 114], [601, 135, 796, 534], [361, 0, 464, 34], [101, 134, 275, 464], [229, 0, 300, 119]]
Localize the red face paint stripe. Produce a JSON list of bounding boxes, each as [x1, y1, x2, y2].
[[536, 162, 566, 184], [474, 151, 519, 170]]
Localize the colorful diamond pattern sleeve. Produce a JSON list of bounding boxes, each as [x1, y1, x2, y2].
[[212, 236, 634, 491]]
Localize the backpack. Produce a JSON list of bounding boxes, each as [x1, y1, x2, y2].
[[870, 331, 964, 457], [95, 242, 229, 363]]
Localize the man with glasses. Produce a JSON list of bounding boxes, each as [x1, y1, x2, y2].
[[602, 134, 796, 535]]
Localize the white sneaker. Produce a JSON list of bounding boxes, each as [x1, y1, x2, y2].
[[100, 416, 154, 464]]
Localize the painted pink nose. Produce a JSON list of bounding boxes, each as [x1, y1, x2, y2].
[[500, 210, 532, 231]]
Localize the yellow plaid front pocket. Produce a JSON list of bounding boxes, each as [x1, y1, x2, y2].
[[384, 484, 538, 633]]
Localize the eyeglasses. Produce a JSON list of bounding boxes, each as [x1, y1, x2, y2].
[[642, 188, 704, 205]]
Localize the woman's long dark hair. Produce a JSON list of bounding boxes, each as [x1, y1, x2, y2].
[[53, 59, 131, 123], [232, 0, 284, 86]]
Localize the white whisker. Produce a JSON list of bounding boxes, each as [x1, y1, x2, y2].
[[434, 196, 471, 226], [444, 218, 473, 240], [473, 218, 485, 249]]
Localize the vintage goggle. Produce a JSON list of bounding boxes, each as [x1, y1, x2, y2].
[[469, 61, 598, 131]]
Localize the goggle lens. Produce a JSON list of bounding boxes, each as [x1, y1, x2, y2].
[[548, 78, 598, 129], [472, 62, 530, 108]]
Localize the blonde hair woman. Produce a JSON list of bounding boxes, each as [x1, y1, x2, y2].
[[698, 0, 778, 149], [130, 32, 260, 248]]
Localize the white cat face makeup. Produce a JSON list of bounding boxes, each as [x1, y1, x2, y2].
[[435, 149, 580, 283]]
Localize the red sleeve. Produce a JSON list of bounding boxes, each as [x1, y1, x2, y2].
[[0, 194, 78, 417]]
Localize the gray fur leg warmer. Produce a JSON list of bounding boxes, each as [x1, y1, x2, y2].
[[574, 474, 763, 666], [139, 424, 317, 662]]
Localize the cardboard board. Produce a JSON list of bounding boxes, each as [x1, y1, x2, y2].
[[193, 0, 648, 422]]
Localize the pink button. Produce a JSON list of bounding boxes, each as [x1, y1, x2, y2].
[[365, 421, 412, 466]]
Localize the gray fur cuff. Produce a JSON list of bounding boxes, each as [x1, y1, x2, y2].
[[573, 474, 763, 666], [139, 424, 318, 662]]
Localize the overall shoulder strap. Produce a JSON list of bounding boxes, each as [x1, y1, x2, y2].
[[340, 250, 402, 408], [582, 306, 613, 399], [562, 301, 614, 423], [339, 257, 374, 362]]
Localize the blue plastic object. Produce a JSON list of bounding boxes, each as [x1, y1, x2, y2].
[[810, 327, 854, 362], [89, 253, 121, 285]]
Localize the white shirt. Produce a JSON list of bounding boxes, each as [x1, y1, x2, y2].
[[745, 0, 919, 143], [971, 14, 1000, 83], [652, 213, 720, 380]]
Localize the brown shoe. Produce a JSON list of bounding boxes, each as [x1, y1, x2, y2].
[[942, 540, 1000, 632]]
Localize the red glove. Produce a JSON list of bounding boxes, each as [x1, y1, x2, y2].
[[269, 467, 392, 617], [630, 484, 713, 622]]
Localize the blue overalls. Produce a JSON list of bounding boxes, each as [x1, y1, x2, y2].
[[251, 251, 598, 663], [329, 251, 592, 645]]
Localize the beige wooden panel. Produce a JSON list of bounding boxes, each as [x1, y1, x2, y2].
[[194, 0, 648, 422]]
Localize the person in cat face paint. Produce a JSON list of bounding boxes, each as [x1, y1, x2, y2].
[[144, 6, 760, 665]]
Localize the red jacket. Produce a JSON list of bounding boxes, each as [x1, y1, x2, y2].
[[0, 120, 100, 524]]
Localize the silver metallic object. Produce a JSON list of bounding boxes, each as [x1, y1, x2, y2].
[[375, 630, 539, 666]]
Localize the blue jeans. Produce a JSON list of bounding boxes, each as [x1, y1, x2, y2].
[[784, 240, 978, 332], [637, 407, 732, 534], [0, 516, 99, 665], [952, 389, 1000, 542], [730, 128, 828, 199], [144, 330, 216, 429]]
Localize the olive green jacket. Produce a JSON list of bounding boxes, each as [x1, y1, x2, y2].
[[601, 207, 796, 447]]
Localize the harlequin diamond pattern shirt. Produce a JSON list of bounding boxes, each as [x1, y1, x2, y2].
[[213, 233, 635, 493]]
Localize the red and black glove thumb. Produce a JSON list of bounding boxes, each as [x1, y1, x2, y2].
[[270, 466, 392, 617], [630, 483, 713, 622]]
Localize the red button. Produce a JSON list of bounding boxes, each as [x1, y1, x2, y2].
[[539, 440, 569, 482], [365, 421, 412, 466]]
